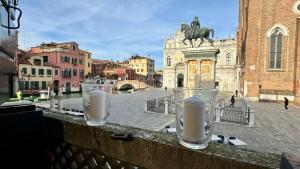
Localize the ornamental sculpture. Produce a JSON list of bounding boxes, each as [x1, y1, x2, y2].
[[181, 17, 214, 47]]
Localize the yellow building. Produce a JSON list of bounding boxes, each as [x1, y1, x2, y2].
[[81, 50, 92, 76], [18, 55, 54, 91], [128, 55, 155, 79]]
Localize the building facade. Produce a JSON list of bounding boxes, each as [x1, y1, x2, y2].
[[81, 50, 92, 76], [18, 55, 54, 93], [91, 59, 112, 76], [163, 28, 240, 92], [237, 0, 300, 103], [30, 42, 86, 93], [128, 55, 155, 79], [115, 67, 136, 80], [0, 0, 20, 102]]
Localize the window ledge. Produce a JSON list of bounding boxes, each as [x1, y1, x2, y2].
[[267, 69, 285, 72]]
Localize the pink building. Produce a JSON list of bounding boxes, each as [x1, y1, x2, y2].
[[30, 42, 86, 93]]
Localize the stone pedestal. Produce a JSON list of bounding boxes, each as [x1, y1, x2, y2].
[[182, 48, 220, 89]]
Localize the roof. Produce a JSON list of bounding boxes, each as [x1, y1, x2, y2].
[[129, 55, 154, 61], [92, 59, 112, 64]]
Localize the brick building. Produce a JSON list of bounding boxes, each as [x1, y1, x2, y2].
[[91, 59, 114, 77], [237, 0, 300, 103], [91, 59, 136, 80], [115, 67, 135, 80], [30, 42, 86, 93]]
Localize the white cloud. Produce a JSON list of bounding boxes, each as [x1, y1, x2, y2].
[[18, 0, 238, 69]]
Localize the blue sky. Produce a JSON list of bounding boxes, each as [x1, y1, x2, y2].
[[19, 0, 239, 70]]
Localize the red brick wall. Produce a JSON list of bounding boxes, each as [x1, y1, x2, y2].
[[238, 0, 300, 102]]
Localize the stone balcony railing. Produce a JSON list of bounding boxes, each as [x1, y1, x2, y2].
[[41, 111, 282, 169]]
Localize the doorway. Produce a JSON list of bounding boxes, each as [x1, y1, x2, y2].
[[177, 74, 184, 87]]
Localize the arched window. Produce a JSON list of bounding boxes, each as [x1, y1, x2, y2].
[[167, 56, 171, 66], [268, 27, 286, 69], [226, 53, 231, 65]]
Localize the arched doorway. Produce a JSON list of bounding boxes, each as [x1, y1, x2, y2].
[[177, 74, 184, 87], [66, 82, 71, 93], [53, 80, 59, 95]]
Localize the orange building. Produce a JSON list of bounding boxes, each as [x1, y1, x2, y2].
[[237, 0, 300, 103]]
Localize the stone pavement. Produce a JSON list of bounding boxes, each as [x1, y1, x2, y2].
[[61, 88, 175, 131], [213, 99, 300, 156], [39, 89, 300, 156]]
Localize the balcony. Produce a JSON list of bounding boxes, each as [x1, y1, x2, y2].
[[1, 103, 288, 169]]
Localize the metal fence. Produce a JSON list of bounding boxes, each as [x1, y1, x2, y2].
[[215, 99, 254, 127], [145, 95, 174, 114], [216, 107, 249, 125]]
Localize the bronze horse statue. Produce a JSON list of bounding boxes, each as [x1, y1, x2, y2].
[[181, 23, 214, 47]]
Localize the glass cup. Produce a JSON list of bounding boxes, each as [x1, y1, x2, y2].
[[81, 84, 111, 126], [173, 88, 218, 149]]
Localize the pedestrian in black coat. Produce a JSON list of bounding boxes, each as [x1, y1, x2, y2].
[[284, 97, 289, 111], [230, 95, 235, 107]]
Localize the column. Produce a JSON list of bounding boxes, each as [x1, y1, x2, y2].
[[212, 59, 216, 88], [197, 59, 201, 88], [184, 61, 188, 88]]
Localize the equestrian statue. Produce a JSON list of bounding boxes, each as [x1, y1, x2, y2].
[[181, 17, 214, 47]]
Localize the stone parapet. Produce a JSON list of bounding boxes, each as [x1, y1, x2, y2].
[[43, 111, 281, 169]]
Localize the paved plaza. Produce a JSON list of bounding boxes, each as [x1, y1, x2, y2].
[[61, 88, 175, 131], [213, 98, 300, 156], [46, 88, 300, 156]]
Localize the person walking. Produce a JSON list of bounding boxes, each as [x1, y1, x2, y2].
[[230, 95, 235, 107], [284, 97, 289, 111], [235, 90, 238, 97]]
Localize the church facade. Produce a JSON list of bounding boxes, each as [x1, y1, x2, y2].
[[163, 28, 241, 93], [237, 0, 300, 103]]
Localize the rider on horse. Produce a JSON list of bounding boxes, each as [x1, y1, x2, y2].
[[191, 16, 200, 38]]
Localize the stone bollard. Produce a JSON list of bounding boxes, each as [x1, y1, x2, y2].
[[164, 100, 168, 115], [144, 101, 148, 112], [248, 110, 255, 127], [155, 98, 159, 108], [215, 106, 221, 122]]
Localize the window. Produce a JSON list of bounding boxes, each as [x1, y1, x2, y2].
[[62, 69, 66, 77], [43, 56, 48, 62], [47, 69, 52, 76], [226, 53, 231, 65], [167, 57, 171, 66], [79, 70, 84, 78], [31, 68, 35, 75], [22, 67, 27, 75], [73, 69, 77, 76], [55, 69, 58, 75], [42, 81, 47, 89], [141, 69, 144, 72], [269, 27, 285, 69], [30, 81, 39, 90], [24, 81, 29, 90], [88, 63, 90, 67], [79, 59, 83, 64], [68, 69, 72, 77], [33, 59, 41, 65], [39, 69, 44, 76], [73, 45, 76, 51], [137, 69, 139, 72]]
